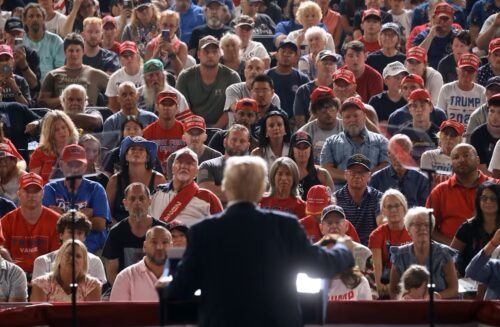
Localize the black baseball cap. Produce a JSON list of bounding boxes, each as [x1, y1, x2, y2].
[[5, 17, 24, 33]]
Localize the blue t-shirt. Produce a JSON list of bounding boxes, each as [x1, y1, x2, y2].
[[171, 3, 206, 44], [42, 178, 111, 253], [23, 31, 65, 81], [267, 68, 309, 118], [413, 28, 455, 69]]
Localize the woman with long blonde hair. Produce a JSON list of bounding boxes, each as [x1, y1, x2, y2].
[[29, 110, 79, 183]]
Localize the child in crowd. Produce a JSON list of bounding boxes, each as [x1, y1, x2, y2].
[[399, 264, 441, 300]]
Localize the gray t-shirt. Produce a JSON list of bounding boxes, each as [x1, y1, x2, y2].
[[197, 155, 225, 185], [101, 110, 158, 150], [166, 145, 222, 180], [176, 64, 241, 126], [299, 118, 343, 164], [0, 257, 27, 302]]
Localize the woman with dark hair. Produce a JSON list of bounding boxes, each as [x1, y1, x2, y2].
[[437, 30, 471, 84], [106, 136, 166, 224], [451, 181, 500, 277], [288, 131, 333, 200], [259, 157, 306, 218], [251, 111, 291, 169]]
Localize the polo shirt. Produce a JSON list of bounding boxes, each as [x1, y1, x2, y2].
[[369, 165, 429, 207], [109, 259, 160, 301], [426, 171, 499, 239], [334, 185, 383, 245]]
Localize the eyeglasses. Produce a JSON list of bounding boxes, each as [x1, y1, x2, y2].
[[384, 202, 402, 210], [410, 222, 430, 229], [480, 195, 497, 202]]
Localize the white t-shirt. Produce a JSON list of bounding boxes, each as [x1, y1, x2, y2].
[[45, 11, 67, 37], [299, 118, 343, 165], [437, 81, 486, 129], [240, 40, 270, 62], [388, 9, 413, 38], [105, 67, 144, 97], [286, 29, 335, 56], [425, 66, 444, 105], [480, 14, 500, 38], [328, 275, 372, 301], [488, 139, 500, 172], [420, 148, 452, 173]]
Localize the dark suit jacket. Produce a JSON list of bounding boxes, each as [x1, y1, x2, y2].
[[166, 202, 354, 327]]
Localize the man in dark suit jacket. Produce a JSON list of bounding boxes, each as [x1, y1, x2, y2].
[[164, 155, 354, 327]]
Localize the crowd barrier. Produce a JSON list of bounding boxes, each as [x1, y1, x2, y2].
[[0, 300, 499, 327]]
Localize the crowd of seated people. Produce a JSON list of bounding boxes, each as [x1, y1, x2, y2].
[[0, 0, 500, 305]]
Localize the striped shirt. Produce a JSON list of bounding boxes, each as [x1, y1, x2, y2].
[[334, 185, 383, 246]]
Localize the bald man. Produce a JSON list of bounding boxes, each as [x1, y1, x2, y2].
[[426, 143, 499, 245]]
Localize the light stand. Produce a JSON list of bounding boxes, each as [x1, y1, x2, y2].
[[427, 209, 435, 327], [66, 175, 80, 327]]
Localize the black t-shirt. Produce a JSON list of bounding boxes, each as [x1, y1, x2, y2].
[[455, 219, 495, 277], [13, 45, 41, 94], [0, 195, 16, 218], [0, 74, 31, 103], [365, 50, 406, 76], [437, 53, 458, 84], [470, 124, 499, 165], [188, 24, 233, 51], [83, 48, 120, 74], [368, 91, 407, 122], [0, 102, 40, 153], [102, 217, 168, 272]]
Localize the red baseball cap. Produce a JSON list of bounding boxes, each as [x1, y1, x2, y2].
[[183, 115, 206, 132], [310, 86, 335, 103], [19, 173, 43, 190], [433, 2, 454, 18], [332, 69, 356, 84], [235, 98, 258, 112], [406, 46, 427, 63], [157, 91, 178, 105], [439, 119, 464, 135], [0, 143, 17, 159], [119, 41, 138, 55], [489, 37, 500, 54], [0, 44, 13, 58], [457, 53, 480, 70], [408, 88, 432, 102], [306, 185, 331, 215], [341, 96, 365, 112], [102, 15, 117, 28], [61, 144, 87, 163], [401, 73, 425, 87], [362, 8, 381, 21]]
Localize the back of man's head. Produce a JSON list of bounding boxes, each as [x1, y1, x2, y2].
[[222, 155, 267, 203]]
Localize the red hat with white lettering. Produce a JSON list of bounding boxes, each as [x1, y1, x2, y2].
[[332, 69, 356, 85], [406, 46, 427, 63], [489, 37, 500, 54], [433, 2, 454, 19], [457, 53, 480, 71], [306, 185, 332, 215], [19, 173, 43, 190], [439, 119, 464, 135]]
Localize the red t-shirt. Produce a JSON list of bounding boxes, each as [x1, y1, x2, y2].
[[368, 223, 412, 268], [259, 196, 306, 219], [0, 207, 60, 272], [299, 215, 361, 243], [28, 148, 57, 184], [143, 120, 185, 171], [426, 171, 499, 238], [358, 36, 381, 54], [354, 64, 384, 103]]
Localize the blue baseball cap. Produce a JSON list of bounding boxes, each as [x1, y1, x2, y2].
[[119, 136, 157, 162]]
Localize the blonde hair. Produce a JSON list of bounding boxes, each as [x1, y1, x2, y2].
[[39, 110, 79, 156], [220, 33, 242, 48], [380, 188, 408, 213], [130, 4, 160, 34], [83, 16, 102, 30], [52, 239, 89, 282], [222, 155, 268, 203], [295, 1, 322, 26], [160, 9, 179, 27]]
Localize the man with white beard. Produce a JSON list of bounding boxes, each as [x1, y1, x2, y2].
[[136, 59, 189, 115], [149, 147, 223, 225], [320, 96, 389, 189]]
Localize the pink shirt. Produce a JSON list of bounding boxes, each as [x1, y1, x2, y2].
[[109, 259, 160, 302]]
